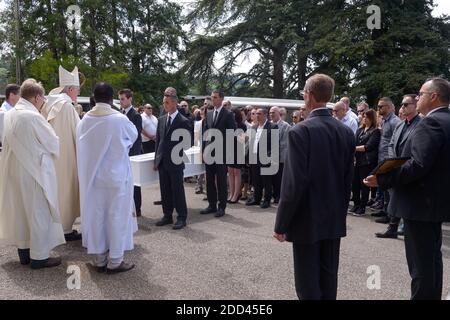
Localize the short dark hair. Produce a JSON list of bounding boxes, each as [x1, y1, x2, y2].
[[232, 107, 243, 125], [94, 83, 114, 104], [5, 84, 20, 100], [118, 89, 133, 99], [428, 77, 450, 105], [403, 94, 418, 101], [212, 89, 224, 99]]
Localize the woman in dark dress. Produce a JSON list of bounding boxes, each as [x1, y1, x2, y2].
[[351, 109, 381, 216], [228, 107, 247, 203]]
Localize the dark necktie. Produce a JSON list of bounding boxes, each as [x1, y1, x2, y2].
[[165, 115, 172, 135], [213, 110, 219, 126]]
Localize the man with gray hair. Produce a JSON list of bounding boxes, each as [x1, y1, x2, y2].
[[365, 77, 450, 300], [0, 79, 65, 269], [269, 106, 291, 204], [279, 107, 288, 122], [340, 96, 359, 124], [41, 66, 81, 242], [274, 74, 355, 300]]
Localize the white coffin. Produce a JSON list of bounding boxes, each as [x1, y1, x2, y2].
[[130, 146, 205, 187]]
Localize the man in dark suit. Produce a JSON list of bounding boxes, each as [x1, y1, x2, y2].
[[274, 74, 356, 300], [119, 89, 143, 216], [201, 89, 237, 218], [376, 94, 421, 239], [365, 78, 450, 300], [246, 108, 278, 209], [154, 93, 191, 230]]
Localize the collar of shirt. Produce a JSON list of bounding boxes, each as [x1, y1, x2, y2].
[[97, 102, 112, 109], [382, 111, 395, 122], [310, 107, 329, 116], [405, 114, 419, 126], [1, 101, 13, 111], [168, 109, 179, 121], [123, 106, 133, 114], [258, 120, 268, 129], [426, 106, 448, 117], [213, 106, 223, 114]]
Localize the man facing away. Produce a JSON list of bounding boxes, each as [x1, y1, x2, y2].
[[41, 66, 81, 241], [0, 79, 65, 269], [77, 83, 138, 274], [274, 74, 356, 300]]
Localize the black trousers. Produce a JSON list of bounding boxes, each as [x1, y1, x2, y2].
[[404, 219, 443, 300], [250, 164, 273, 203], [159, 164, 188, 221], [351, 165, 374, 207], [205, 163, 228, 210], [134, 186, 141, 213], [293, 239, 341, 300], [272, 163, 284, 200], [142, 140, 156, 154]]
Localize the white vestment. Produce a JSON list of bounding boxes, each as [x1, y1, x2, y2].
[[76, 103, 138, 258], [0, 110, 4, 144], [0, 98, 65, 260], [41, 94, 80, 232]]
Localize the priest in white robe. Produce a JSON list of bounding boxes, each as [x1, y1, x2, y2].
[[76, 82, 138, 274], [41, 66, 81, 241], [0, 79, 65, 269]]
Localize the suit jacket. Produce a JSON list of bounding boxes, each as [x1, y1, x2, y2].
[[155, 112, 192, 170], [125, 107, 142, 156], [203, 107, 237, 164], [275, 108, 356, 244], [378, 108, 450, 222], [274, 120, 291, 164], [250, 121, 278, 167], [378, 112, 401, 162], [388, 115, 421, 158], [355, 127, 381, 167]]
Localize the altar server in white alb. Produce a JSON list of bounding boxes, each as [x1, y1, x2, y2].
[[41, 66, 81, 242], [0, 79, 65, 269], [76, 82, 138, 274]]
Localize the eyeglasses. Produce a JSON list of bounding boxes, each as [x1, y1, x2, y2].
[[180, 105, 189, 108], [418, 91, 436, 97], [357, 110, 365, 114], [400, 103, 415, 107], [292, 116, 298, 119], [377, 104, 388, 109]]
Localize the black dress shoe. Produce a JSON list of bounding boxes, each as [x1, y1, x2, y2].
[[375, 216, 391, 224], [246, 200, 260, 206], [106, 261, 135, 274], [375, 225, 399, 239], [18, 249, 30, 265], [173, 220, 187, 230], [349, 205, 359, 213], [95, 265, 107, 273], [215, 209, 225, 218], [367, 199, 376, 207], [65, 230, 82, 242], [156, 218, 173, 226], [352, 207, 366, 216], [136, 210, 142, 217], [154, 200, 163, 205], [260, 201, 271, 209], [273, 198, 280, 204], [371, 211, 387, 217], [200, 207, 217, 215], [30, 257, 62, 270]]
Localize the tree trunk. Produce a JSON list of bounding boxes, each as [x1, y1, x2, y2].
[[297, 44, 308, 99], [272, 47, 284, 98]]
